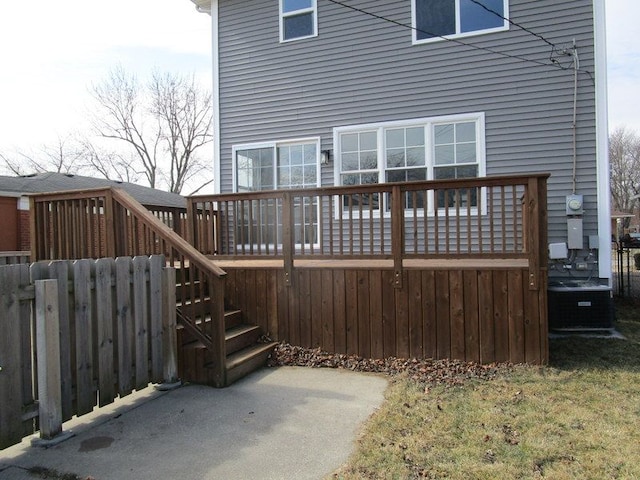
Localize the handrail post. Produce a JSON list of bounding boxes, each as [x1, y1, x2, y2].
[[526, 177, 547, 291], [209, 275, 227, 387], [104, 190, 117, 257], [391, 185, 404, 288], [282, 192, 294, 287], [29, 196, 39, 261], [186, 199, 195, 248]]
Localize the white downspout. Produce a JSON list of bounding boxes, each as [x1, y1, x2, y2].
[[593, 0, 611, 282], [212, 0, 221, 194]]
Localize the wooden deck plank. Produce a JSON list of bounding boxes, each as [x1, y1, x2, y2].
[[357, 270, 371, 358], [369, 270, 384, 359], [299, 269, 312, 348], [345, 270, 359, 355], [395, 274, 410, 359], [478, 271, 495, 364], [211, 257, 528, 270], [463, 270, 480, 363], [493, 271, 509, 363], [508, 270, 525, 364], [381, 270, 396, 358], [276, 271, 289, 342], [266, 270, 279, 340], [449, 270, 465, 360], [310, 270, 323, 348], [435, 271, 450, 359], [408, 270, 423, 359], [333, 270, 347, 354], [255, 269, 267, 333], [422, 271, 437, 359], [321, 270, 335, 353]]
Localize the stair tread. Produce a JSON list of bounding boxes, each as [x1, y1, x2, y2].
[[225, 324, 260, 339], [226, 342, 278, 371]]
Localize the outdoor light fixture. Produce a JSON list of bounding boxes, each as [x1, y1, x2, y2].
[[320, 150, 331, 165]]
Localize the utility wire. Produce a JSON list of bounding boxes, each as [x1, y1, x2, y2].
[[325, 0, 595, 82], [467, 0, 555, 48]]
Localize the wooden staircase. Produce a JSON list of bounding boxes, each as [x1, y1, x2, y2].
[[175, 268, 277, 386]]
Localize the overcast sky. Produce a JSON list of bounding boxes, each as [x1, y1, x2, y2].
[[0, 0, 638, 162]]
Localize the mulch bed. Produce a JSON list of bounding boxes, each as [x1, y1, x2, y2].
[[267, 343, 512, 387]]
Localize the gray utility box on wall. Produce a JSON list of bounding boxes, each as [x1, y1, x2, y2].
[[548, 280, 614, 331]]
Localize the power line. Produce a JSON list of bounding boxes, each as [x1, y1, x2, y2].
[[325, 0, 594, 82], [467, 0, 555, 48]]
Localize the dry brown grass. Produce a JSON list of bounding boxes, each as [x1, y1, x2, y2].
[[333, 300, 640, 480]]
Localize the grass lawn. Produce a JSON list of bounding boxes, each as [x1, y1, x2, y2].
[[333, 300, 640, 480]]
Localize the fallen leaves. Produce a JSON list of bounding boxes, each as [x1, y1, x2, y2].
[[268, 342, 512, 387]]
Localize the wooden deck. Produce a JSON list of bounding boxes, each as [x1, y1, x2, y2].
[[29, 174, 550, 368], [218, 257, 547, 364]]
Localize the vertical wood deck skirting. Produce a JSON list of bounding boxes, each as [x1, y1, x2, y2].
[[221, 261, 548, 365]]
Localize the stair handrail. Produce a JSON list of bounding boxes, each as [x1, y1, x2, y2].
[[110, 188, 228, 386], [110, 188, 226, 278]]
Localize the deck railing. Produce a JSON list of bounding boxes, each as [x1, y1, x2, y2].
[[188, 174, 548, 289], [30, 188, 229, 387]]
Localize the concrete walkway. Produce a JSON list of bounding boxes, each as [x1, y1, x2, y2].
[[0, 367, 388, 480]]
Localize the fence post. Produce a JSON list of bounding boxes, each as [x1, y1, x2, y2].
[[33, 279, 73, 445], [158, 266, 180, 389]]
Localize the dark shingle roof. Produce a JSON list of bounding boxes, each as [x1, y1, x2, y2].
[[0, 172, 186, 208]]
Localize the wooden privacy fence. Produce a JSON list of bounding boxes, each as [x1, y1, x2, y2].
[[0, 255, 177, 450], [30, 188, 228, 387]]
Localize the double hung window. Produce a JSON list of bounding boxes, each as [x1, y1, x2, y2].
[[280, 0, 317, 42], [413, 0, 508, 43], [335, 113, 485, 213]]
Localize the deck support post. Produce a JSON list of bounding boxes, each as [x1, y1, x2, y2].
[[391, 185, 404, 289], [283, 192, 294, 287]]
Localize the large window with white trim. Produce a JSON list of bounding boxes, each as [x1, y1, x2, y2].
[[280, 0, 317, 42], [412, 0, 508, 44], [233, 139, 320, 247], [335, 113, 485, 212]]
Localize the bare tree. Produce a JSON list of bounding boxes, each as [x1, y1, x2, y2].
[[77, 138, 141, 184], [609, 126, 640, 227], [150, 71, 213, 193], [90, 67, 160, 188], [0, 135, 84, 176], [90, 66, 213, 193]]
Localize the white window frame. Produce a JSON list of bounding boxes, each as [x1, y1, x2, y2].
[[232, 137, 322, 250], [411, 0, 509, 45], [232, 137, 321, 193], [279, 0, 318, 43], [333, 113, 487, 217]]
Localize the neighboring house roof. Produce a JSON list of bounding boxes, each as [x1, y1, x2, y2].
[[0, 173, 186, 209]]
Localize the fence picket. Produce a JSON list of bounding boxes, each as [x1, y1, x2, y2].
[[74, 259, 94, 416], [149, 255, 164, 383], [116, 257, 133, 396], [0, 265, 27, 449], [96, 258, 116, 406], [133, 256, 149, 389]]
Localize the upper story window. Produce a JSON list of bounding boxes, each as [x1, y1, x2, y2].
[[280, 0, 318, 42], [412, 0, 508, 44]]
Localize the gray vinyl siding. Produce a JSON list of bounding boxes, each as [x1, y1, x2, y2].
[[217, 0, 599, 247]]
